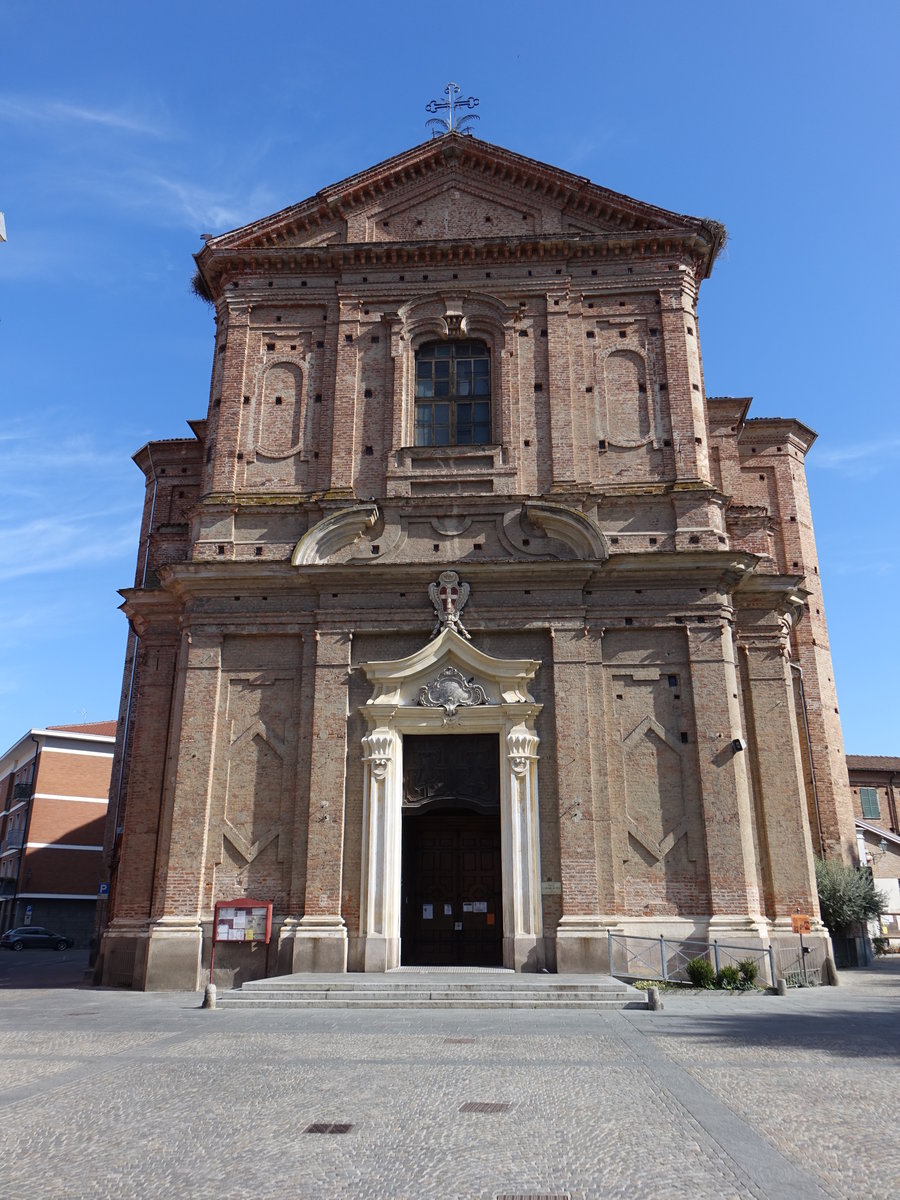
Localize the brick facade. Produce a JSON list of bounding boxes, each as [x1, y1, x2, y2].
[[0, 722, 114, 946], [846, 755, 900, 945], [96, 135, 854, 989]]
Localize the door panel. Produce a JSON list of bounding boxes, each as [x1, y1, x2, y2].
[[401, 810, 502, 966]]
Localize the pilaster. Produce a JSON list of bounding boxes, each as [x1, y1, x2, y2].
[[142, 628, 223, 990], [293, 629, 351, 972], [660, 281, 710, 484], [503, 724, 544, 970], [688, 621, 765, 930], [551, 625, 609, 972], [328, 298, 359, 495], [545, 290, 577, 487], [736, 586, 820, 918]]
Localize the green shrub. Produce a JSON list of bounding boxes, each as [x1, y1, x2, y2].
[[815, 857, 887, 932], [872, 936, 889, 956], [737, 957, 759, 986], [686, 956, 716, 988], [716, 964, 742, 989]]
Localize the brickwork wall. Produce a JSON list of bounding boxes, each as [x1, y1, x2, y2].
[[100, 137, 856, 983]]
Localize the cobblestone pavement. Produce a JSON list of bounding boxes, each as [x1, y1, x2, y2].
[[0, 960, 897, 1200]]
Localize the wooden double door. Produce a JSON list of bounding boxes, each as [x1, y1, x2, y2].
[[400, 735, 502, 967]]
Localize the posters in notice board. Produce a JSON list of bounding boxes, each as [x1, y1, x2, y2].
[[215, 906, 269, 942]]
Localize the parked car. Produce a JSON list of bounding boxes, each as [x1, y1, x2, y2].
[[0, 927, 73, 951]]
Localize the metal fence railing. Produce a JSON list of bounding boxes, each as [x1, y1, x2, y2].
[[774, 940, 827, 987], [607, 931, 777, 987]]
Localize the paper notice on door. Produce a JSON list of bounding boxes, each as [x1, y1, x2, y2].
[[454, 922, 463, 931], [474, 901, 487, 913], [463, 902, 474, 913], [444, 904, 453, 916], [422, 903, 433, 920]]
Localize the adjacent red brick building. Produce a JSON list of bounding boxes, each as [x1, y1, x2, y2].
[[0, 722, 115, 946], [96, 135, 855, 990]]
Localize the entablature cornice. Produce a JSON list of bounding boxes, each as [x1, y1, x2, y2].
[[118, 588, 181, 638], [739, 418, 817, 457], [200, 230, 716, 291], [588, 549, 758, 588]]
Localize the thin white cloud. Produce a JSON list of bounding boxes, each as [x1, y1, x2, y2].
[[61, 166, 275, 233], [0, 431, 136, 486], [0, 95, 168, 138], [142, 172, 270, 231], [810, 437, 900, 478], [0, 513, 138, 582]]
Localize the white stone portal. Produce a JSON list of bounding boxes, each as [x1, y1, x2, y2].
[[358, 627, 544, 971]]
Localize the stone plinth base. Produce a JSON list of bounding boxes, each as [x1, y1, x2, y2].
[[360, 934, 400, 972], [554, 916, 614, 974], [98, 919, 150, 989], [142, 919, 203, 991], [503, 933, 545, 972], [291, 916, 348, 973]]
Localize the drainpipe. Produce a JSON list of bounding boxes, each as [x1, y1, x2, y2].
[[110, 446, 159, 865], [790, 662, 825, 859]]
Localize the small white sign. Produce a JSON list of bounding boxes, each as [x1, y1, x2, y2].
[[422, 903, 434, 920], [541, 881, 562, 895]]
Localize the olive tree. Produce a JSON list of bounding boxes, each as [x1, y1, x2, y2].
[[815, 857, 887, 933]]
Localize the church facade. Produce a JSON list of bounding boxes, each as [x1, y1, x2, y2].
[[97, 134, 855, 990]]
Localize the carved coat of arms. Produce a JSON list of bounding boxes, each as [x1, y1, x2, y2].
[[417, 665, 488, 718], [428, 570, 471, 639]]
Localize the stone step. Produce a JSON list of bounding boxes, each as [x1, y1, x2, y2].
[[219, 989, 633, 1003], [237, 979, 619, 988], [216, 995, 637, 1010], [214, 970, 643, 1010]]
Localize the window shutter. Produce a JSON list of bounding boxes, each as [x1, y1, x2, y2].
[[860, 787, 881, 820]]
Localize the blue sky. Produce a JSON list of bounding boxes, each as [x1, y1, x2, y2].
[[1, 2, 898, 755]]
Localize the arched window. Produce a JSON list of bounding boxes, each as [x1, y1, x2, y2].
[[415, 340, 491, 446]]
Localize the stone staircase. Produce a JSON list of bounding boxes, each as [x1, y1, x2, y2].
[[215, 969, 643, 1010]]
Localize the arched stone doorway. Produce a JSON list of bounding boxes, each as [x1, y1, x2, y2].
[[358, 627, 544, 972]]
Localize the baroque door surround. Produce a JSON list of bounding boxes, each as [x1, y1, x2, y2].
[[358, 626, 544, 972]]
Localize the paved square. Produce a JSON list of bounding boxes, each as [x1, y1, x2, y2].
[[0, 955, 897, 1199]]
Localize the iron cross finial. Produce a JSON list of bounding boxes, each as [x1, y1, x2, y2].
[[425, 82, 480, 138]]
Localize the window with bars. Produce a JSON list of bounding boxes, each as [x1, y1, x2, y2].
[[415, 340, 491, 446], [860, 787, 881, 820]]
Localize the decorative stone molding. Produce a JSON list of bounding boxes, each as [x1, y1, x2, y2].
[[361, 730, 393, 779], [507, 728, 539, 775], [357, 628, 545, 971], [417, 665, 489, 718], [524, 501, 609, 562], [291, 503, 378, 566]]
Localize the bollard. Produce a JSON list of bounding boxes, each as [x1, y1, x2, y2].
[[202, 983, 217, 1010], [646, 986, 663, 1011], [775, 977, 787, 996]]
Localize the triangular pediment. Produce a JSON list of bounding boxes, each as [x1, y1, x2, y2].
[[360, 626, 540, 708], [202, 134, 722, 256]]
